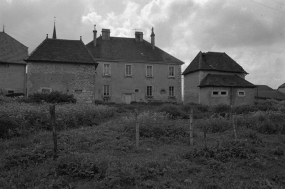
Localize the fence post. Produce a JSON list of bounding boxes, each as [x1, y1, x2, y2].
[[204, 120, 207, 149], [189, 109, 194, 146], [232, 113, 237, 141], [135, 110, 139, 150], [50, 104, 57, 159]]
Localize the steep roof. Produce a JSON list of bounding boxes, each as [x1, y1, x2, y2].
[[198, 74, 255, 88], [86, 36, 184, 64], [182, 51, 247, 75], [278, 83, 285, 89], [26, 38, 97, 65], [0, 32, 28, 64]]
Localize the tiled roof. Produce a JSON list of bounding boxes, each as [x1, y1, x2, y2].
[[182, 51, 247, 75], [0, 32, 28, 64], [255, 85, 273, 91], [26, 38, 97, 65], [198, 74, 255, 88], [278, 83, 285, 89], [86, 36, 184, 64], [255, 90, 285, 101]]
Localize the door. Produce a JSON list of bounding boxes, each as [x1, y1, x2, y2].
[[125, 94, 132, 104]]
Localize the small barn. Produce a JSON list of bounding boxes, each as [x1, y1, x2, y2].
[[183, 51, 255, 106]]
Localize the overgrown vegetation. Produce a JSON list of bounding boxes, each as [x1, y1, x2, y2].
[[1, 99, 285, 188]]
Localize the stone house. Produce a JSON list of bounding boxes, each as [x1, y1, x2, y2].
[[0, 31, 28, 96], [86, 27, 184, 104], [182, 51, 255, 106], [25, 33, 98, 103]]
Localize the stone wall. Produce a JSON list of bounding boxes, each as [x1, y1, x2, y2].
[[0, 63, 26, 95], [27, 62, 96, 103]]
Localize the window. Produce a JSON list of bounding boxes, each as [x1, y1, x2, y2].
[[220, 90, 228, 96], [103, 64, 111, 76], [212, 90, 228, 97], [125, 64, 132, 77], [103, 85, 110, 96], [169, 86, 174, 97], [146, 65, 153, 77], [212, 91, 219, 96], [41, 87, 52, 94], [7, 90, 14, 94], [135, 89, 139, 92], [169, 66, 175, 77], [238, 91, 245, 97], [75, 89, 82, 93], [146, 86, 153, 97]]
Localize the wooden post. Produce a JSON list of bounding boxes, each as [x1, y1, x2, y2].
[[135, 111, 139, 149], [189, 109, 194, 146], [50, 105, 57, 159], [232, 113, 237, 141], [204, 120, 207, 149]]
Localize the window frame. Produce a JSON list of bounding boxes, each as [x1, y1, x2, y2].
[[238, 90, 245, 97], [40, 87, 52, 94], [168, 66, 175, 78], [103, 63, 111, 76], [169, 86, 175, 97], [125, 64, 133, 77], [103, 85, 110, 96], [146, 65, 153, 78], [220, 90, 228, 97], [146, 86, 153, 97], [212, 90, 219, 97]]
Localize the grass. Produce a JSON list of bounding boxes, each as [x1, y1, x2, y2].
[[1, 107, 285, 189]]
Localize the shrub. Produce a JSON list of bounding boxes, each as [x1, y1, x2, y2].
[[212, 104, 231, 114], [233, 105, 258, 114], [28, 91, 76, 103], [156, 104, 184, 119], [196, 118, 231, 133]]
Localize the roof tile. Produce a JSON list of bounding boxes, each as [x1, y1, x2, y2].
[[199, 74, 255, 88], [182, 51, 246, 75], [26, 38, 97, 65]]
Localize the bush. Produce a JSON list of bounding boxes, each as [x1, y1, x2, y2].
[[212, 104, 231, 114], [156, 104, 184, 119], [28, 91, 76, 103], [196, 118, 231, 133], [233, 105, 258, 114]]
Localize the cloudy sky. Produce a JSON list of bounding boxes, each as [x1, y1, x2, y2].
[[1, 0, 285, 88]]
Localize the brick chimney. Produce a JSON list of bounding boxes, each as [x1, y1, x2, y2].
[[135, 31, 143, 42], [93, 25, 97, 46], [102, 28, 110, 40], [150, 27, 155, 49]]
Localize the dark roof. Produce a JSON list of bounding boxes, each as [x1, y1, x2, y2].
[[278, 83, 285, 89], [255, 90, 285, 101], [86, 36, 183, 64], [255, 85, 273, 91], [198, 74, 255, 88], [182, 51, 247, 75], [26, 38, 97, 65], [0, 32, 28, 64]]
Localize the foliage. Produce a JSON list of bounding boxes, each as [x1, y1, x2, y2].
[[0, 102, 117, 139], [212, 104, 231, 115], [28, 91, 76, 103], [156, 104, 185, 119]]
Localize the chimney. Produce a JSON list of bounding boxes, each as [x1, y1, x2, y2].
[[52, 22, 57, 39], [135, 31, 143, 42], [150, 27, 155, 49], [93, 24, 97, 46], [102, 28, 110, 40]]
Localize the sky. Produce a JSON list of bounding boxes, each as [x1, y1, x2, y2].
[[1, 0, 285, 89]]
